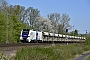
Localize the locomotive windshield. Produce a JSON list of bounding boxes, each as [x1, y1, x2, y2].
[[22, 29, 29, 34]]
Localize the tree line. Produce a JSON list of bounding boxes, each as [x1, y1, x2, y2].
[[0, 0, 79, 43]]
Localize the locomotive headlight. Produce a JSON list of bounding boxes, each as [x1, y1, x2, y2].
[[27, 37, 30, 40], [20, 37, 23, 40], [26, 37, 31, 42]]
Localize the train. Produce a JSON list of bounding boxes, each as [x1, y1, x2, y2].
[[20, 29, 86, 43]]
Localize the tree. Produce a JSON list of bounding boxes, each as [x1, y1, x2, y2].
[[60, 13, 71, 34], [0, 3, 29, 43], [7, 5, 29, 43], [48, 13, 60, 33], [0, 12, 6, 43], [35, 16, 53, 32], [69, 29, 78, 36], [48, 13, 71, 34], [0, 0, 8, 12], [74, 29, 78, 36], [20, 7, 40, 29]]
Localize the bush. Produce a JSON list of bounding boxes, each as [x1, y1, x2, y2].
[[83, 45, 90, 51], [0, 52, 8, 60], [85, 36, 90, 45]]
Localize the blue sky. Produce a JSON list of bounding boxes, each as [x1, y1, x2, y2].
[[8, 0, 90, 34]]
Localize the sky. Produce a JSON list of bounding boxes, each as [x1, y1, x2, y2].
[[8, 0, 90, 34]]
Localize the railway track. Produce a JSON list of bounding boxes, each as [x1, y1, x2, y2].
[[0, 43, 50, 47], [0, 43, 83, 57], [0, 43, 55, 51], [0, 43, 55, 57]]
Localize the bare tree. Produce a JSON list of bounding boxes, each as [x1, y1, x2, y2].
[[48, 13, 60, 33], [20, 7, 40, 28], [60, 13, 71, 34], [0, 0, 8, 12], [26, 7, 40, 28], [48, 13, 71, 34]]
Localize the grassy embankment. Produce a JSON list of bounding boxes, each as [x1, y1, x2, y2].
[[0, 37, 90, 60], [0, 44, 90, 60], [85, 55, 90, 60], [14, 37, 90, 60], [13, 44, 90, 60]]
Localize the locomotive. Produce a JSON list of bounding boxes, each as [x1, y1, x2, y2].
[[20, 29, 86, 43]]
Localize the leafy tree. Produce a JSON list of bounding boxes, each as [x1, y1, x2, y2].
[[0, 12, 6, 43], [0, 1, 29, 43], [69, 29, 78, 36], [74, 29, 78, 36]]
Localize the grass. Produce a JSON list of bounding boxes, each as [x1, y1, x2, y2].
[[14, 44, 90, 60], [0, 44, 89, 60], [85, 55, 90, 60], [0, 52, 9, 60]]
